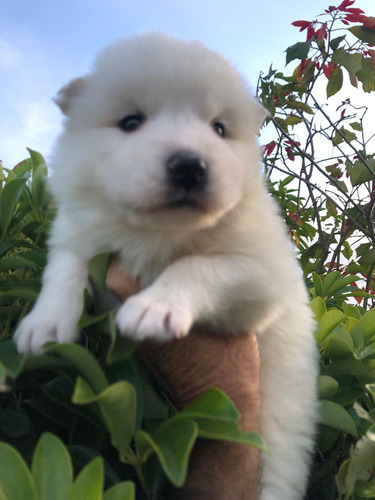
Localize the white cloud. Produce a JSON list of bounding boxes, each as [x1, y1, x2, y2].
[[1, 99, 61, 168], [0, 35, 63, 168], [0, 38, 22, 70]]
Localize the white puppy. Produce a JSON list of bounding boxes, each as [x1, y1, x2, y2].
[[14, 34, 318, 499]]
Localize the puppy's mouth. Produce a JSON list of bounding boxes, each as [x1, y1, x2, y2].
[[148, 195, 208, 213], [165, 190, 207, 210], [129, 189, 210, 216]]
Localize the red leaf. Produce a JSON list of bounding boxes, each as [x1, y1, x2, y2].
[[345, 13, 367, 23], [316, 22, 328, 41], [292, 20, 311, 31], [307, 25, 315, 40], [338, 0, 355, 11], [262, 141, 277, 156], [286, 147, 296, 161], [288, 213, 302, 225], [323, 62, 336, 79], [346, 7, 365, 15]]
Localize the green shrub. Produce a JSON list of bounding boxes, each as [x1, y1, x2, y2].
[[256, 1, 375, 497]]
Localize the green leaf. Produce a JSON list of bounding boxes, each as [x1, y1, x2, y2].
[[32, 433, 73, 500], [326, 199, 338, 217], [138, 419, 198, 487], [284, 114, 303, 126], [0, 177, 28, 237], [27, 149, 47, 174], [285, 41, 311, 65], [45, 343, 108, 393], [0, 340, 26, 378], [329, 275, 361, 296], [342, 303, 362, 320], [318, 375, 339, 399], [350, 121, 363, 132], [325, 330, 354, 359], [322, 357, 371, 379], [332, 127, 357, 146], [357, 308, 375, 342], [327, 66, 343, 97], [0, 442, 36, 500], [72, 377, 137, 457], [180, 388, 239, 421], [347, 160, 373, 187], [78, 308, 108, 329], [357, 57, 375, 93], [321, 271, 341, 297], [331, 48, 362, 86], [0, 410, 31, 438], [0, 256, 39, 273], [0, 283, 41, 302], [329, 35, 346, 51], [312, 272, 323, 296], [197, 419, 266, 450], [316, 310, 346, 343], [310, 296, 327, 320], [345, 428, 375, 495], [104, 482, 135, 500], [285, 99, 314, 114], [355, 478, 375, 497], [365, 384, 375, 404], [320, 400, 357, 437], [87, 253, 111, 300], [349, 25, 375, 47], [28, 149, 49, 214], [69, 457, 104, 500]]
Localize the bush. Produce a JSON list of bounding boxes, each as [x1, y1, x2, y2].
[[257, 1, 375, 498], [1, 1, 375, 498]]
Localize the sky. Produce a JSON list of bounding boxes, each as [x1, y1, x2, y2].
[[1, 0, 374, 168]]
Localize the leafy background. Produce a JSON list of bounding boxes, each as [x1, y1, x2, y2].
[[1, 1, 375, 498]]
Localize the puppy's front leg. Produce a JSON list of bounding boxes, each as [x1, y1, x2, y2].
[[116, 254, 277, 341], [14, 248, 88, 354]]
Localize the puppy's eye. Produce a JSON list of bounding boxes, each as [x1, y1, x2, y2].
[[212, 121, 226, 138], [117, 114, 145, 132]]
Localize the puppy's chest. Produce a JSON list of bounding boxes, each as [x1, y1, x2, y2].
[[118, 234, 187, 286]]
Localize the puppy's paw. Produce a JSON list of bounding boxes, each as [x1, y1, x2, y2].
[[116, 289, 193, 342], [14, 310, 78, 354]]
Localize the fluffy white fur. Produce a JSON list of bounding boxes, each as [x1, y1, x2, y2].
[[14, 34, 318, 499]]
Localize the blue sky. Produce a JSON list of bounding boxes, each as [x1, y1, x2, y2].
[[1, 0, 374, 168]]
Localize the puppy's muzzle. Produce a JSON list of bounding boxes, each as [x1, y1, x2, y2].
[[166, 151, 208, 192]]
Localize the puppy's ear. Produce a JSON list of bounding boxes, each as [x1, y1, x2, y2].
[[53, 77, 87, 115]]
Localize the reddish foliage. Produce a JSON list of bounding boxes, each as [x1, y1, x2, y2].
[[288, 213, 302, 225], [323, 62, 337, 78], [291, 20, 318, 41], [316, 22, 328, 41], [262, 141, 277, 156], [292, 20, 312, 31], [338, 0, 356, 10], [284, 141, 301, 161]]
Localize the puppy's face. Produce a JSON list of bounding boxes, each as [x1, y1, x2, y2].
[[52, 34, 266, 231]]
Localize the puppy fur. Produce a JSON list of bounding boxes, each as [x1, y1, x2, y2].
[[14, 34, 318, 499]]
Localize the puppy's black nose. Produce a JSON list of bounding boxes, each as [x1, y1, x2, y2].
[[166, 151, 208, 191]]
